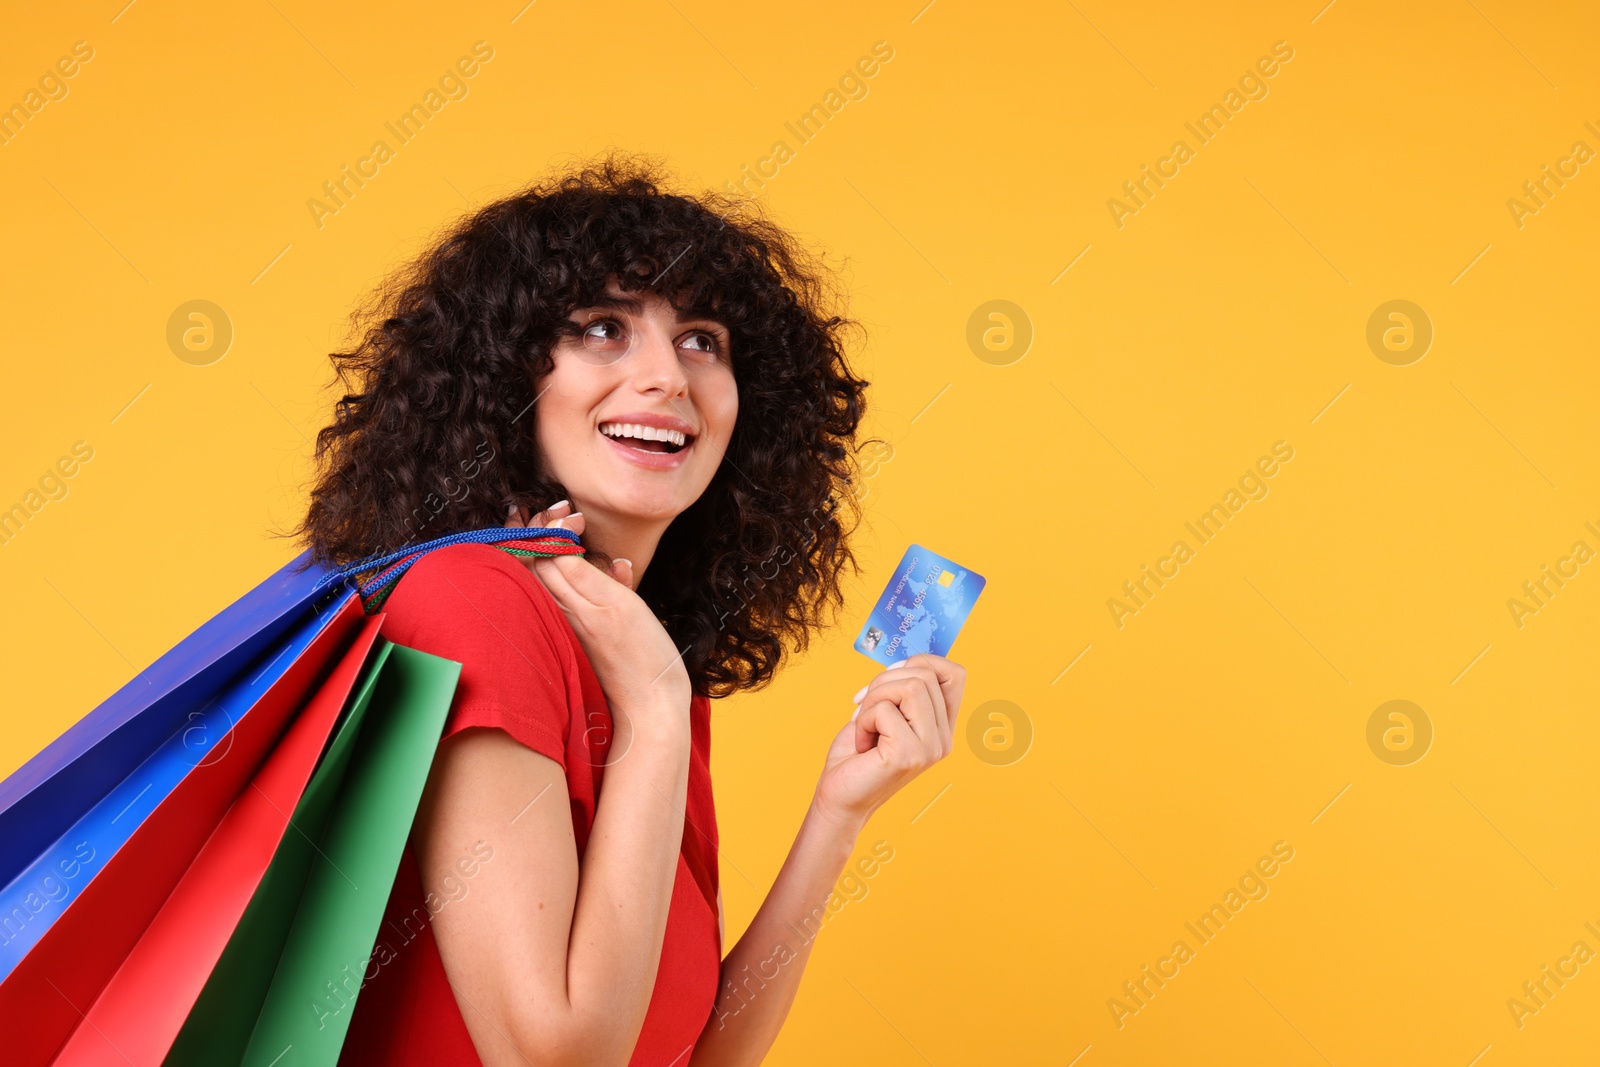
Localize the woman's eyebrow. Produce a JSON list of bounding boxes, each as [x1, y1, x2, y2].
[[582, 293, 647, 315], [579, 293, 727, 329]]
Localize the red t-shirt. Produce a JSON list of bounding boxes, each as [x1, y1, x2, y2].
[[339, 543, 722, 1066]]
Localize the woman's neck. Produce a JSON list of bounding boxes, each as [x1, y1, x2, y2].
[[573, 508, 668, 589]]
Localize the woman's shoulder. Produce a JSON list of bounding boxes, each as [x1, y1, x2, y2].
[[377, 542, 572, 658], [386, 541, 551, 606], [379, 542, 585, 766]]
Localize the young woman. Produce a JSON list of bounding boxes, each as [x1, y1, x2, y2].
[[295, 157, 966, 1066]]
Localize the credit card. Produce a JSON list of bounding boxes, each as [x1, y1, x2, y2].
[[855, 544, 986, 665]]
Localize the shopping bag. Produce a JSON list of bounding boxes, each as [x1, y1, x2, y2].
[[0, 593, 369, 1062], [49, 615, 388, 1067]]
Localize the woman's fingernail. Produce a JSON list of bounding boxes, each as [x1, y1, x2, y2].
[[548, 499, 569, 511], [851, 685, 868, 704], [851, 705, 861, 721], [614, 558, 631, 568], [886, 660, 909, 671]]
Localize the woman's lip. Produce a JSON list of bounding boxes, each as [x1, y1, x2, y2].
[[599, 429, 692, 470]]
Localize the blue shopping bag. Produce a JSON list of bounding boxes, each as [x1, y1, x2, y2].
[[0, 526, 581, 891], [0, 552, 347, 891]]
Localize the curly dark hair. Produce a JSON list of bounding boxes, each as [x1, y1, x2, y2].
[[289, 153, 869, 697]]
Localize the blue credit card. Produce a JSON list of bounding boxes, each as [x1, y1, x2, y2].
[[855, 544, 986, 665]]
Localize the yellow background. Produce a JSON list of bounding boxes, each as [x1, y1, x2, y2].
[[3, 1, 1598, 1063]]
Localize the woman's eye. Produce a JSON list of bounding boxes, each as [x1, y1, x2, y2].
[[681, 331, 722, 356], [581, 318, 625, 346]]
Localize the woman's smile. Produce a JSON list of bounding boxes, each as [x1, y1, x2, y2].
[[597, 411, 699, 469]]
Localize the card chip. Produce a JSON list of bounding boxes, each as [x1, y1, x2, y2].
[[938, 570, 954, 587]]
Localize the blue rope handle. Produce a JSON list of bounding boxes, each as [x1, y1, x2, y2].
[[312, 525, 582, 596]]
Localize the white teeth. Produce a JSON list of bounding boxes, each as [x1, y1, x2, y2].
[[599, 422, 688, 446]]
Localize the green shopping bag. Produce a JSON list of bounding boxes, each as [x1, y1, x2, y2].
[[164, 640, 461, 1067]]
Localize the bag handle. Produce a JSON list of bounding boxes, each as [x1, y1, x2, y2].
[[313, 526, 584, 612]]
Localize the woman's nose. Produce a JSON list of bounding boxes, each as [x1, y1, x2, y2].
[[630, 327, 688, 396]]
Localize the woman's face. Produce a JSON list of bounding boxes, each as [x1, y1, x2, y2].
[[534, 281, 738, 526]]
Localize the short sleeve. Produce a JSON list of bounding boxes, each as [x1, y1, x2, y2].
[[375, 543, 578, 769]]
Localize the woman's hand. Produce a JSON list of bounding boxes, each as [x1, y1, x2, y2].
[[812, 654, 966, 832], [507, 501, 691, 717]]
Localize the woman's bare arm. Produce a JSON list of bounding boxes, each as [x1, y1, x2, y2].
[[415, 525, 699, 1067], [689, 654, 965, 1065], [687, 801, 861, 1064], [415, 699, 690, 1067]]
